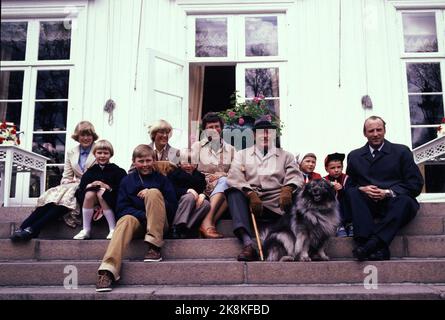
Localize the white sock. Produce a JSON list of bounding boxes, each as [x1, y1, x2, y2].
[[82, 208, 94, 232], [103, 209, 116, 231]]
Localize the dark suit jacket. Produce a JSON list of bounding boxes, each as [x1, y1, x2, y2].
[[345, 139, 424, 199]]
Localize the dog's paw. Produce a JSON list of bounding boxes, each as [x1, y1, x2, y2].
[[319, 255, 330, 261], [299, 255, 312, 262], [279, 255, 295, 262]]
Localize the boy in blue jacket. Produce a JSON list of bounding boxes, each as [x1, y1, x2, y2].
[[96, 144, 177, 292]]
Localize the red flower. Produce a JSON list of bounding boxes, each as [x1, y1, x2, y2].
[[238, 117, 245, 125], [11, 129, 16, 135], [0, 137, 4, 143], [266, 114, 272, 121], [0, 122, 6, 130], [228, 111, 236, 118]]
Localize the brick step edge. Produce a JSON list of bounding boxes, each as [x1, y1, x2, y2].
[[0, 284, 444, 300]]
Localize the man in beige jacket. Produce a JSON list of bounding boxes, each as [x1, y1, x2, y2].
[[226, 116, 304, 261]]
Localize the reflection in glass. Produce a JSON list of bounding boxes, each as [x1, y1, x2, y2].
[[411, 127, 437, 149], [38, 21, 71, 60], [245, 16, 278, 56], [0, 102, 22, 130], [407, 63, 442, 93], [45, 166, 63, 190], [409, 95, 444, 125], [0, 71, 24, 100], [29, 173, 41, 198], [34, 102, 67, 131], [36, 70, 70, 99], [402, 12, 438, 53], [245, 68, 279, 98], [195, 18, 227, 57], [32, 134, 66, 164], [425, 164, 445, 193], [0, 22, 27, 61]]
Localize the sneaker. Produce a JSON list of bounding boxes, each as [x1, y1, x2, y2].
[[96, 270, 114, 292], [143, 243, 162, 262], [106, 230, 114, 240], [336, 226, 348, 238], [346, 224, 354, 237], [73, 229, 90, 240]]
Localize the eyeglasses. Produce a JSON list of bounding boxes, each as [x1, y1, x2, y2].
[[157, 130, 170, 136]]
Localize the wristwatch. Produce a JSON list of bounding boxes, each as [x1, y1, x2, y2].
[[385, 189, 395, 198]]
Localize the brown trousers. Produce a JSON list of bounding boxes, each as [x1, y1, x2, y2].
[[98, 189, 168, 281]]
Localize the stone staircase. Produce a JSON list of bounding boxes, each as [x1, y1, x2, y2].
[[0, 203, 445, 300]]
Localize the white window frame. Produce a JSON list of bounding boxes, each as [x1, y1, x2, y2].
[[391, 1, 445, 201], [1, 1, 88, 205], [236, 61, 288, 145], [187, 13, 287, 63]]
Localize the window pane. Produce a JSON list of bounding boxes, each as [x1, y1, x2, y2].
[[0, 71, 24, 100], [0, 102, 22, 130], [45, 166, 63, 190], [245, 68, 279, 98], [195, 18, 227, 57], [406, 63, 442, 93], [32, 134, 66, 164], [245, 16, 278, 56], [34, 102, 67, 131], [38, 21, 71, 60], [425, 164, 445, 193], [402, 12, 438, 53], [36, 70, 70, 99], [411, 127, 438, 148], [29, 173, 41, 198], [0, 22, 27, 61], [409, 95, 444, 125]]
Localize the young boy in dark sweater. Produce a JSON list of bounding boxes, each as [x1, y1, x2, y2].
[[96, 144, 177, 292], [167, 151, 210, 239], [324, 152, 353, 237]]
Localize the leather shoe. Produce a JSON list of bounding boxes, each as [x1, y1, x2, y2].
[[352, 245, 369, 261], [368, 246, 391, 261], [10, 228, 34, 242], [237, 244, 258, 261], [199, 226, 223, 239]]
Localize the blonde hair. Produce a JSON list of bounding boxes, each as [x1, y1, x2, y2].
[[148, 119, 173, 141], [71, 121, 99, 142], [92, 139, 114, 157], [132, 144, 155, 161]]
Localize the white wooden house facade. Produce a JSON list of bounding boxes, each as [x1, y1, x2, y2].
[[1, 0, 444, 205]]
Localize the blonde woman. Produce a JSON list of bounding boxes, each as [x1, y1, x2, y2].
[[10, 121, 98, 241]]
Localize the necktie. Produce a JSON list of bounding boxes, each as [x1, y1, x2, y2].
[[372, 149, 380, 158]]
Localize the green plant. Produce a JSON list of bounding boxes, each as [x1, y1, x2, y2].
[[218, 92, 284, 136]]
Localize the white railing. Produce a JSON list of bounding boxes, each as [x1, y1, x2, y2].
[[412, 135, 445, 164]]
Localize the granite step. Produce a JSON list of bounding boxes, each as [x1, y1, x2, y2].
[[0, 284, 444, 300], [1, 259, 445, 286], [1, 234, 445, 261], [0, 208, 444, 240]]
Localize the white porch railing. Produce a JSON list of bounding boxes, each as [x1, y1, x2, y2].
[[412, 135, 445, 164]]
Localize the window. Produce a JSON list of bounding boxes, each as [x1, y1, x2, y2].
[[1, 18, 74, 201], [187, 14, 286, 62], [399, 9, 445, 194]]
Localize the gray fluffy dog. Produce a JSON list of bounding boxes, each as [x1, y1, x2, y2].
[[261, 179, 340, 261]]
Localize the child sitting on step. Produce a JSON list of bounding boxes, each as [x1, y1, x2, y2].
[[167, 150, 210, 239], [73, 140, 127, 240]]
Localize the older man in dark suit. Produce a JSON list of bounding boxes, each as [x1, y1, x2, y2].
[[345, 116, 424, 261]]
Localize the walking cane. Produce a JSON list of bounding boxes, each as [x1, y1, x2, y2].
[[250, 210, 264, 261]]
